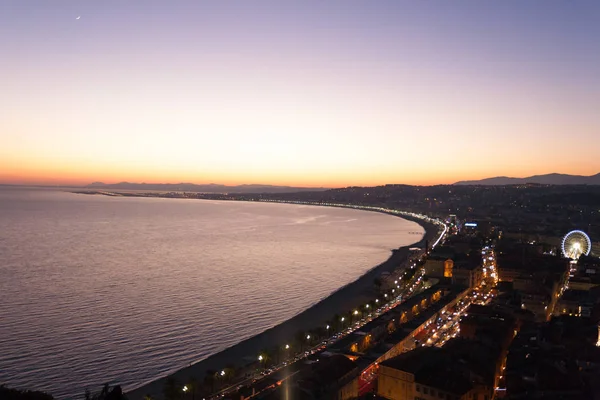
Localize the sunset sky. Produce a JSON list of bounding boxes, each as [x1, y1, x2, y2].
[[2, 1, 599, 187]]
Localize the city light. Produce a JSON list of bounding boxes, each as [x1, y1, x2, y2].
[[182, 386, 188, 392], [220, 370, 225, 376], [258, 355, 263, 361]]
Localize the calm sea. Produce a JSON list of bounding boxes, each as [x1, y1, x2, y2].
[[0, 187, 423, 399]]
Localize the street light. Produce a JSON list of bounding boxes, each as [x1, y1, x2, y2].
[[182, 386, 188, 392], [285, 344, 290, 349], [341, 317, 345, 322], [306, 334, 311, 340], [353, 310, 359, 315], [220, 370, 225, 376], [258, 355, 263, 361]]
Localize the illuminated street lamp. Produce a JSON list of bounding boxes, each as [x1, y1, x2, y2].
[[258, 355, 263, 361], [285, 344, 290, 349], [220, 370, 225, 377], [306, 334, 311, 340], [182, 386, 188, 392]]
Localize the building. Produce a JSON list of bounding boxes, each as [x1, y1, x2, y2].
[[443, 259, 453, 278], [377, 347, 493, 400], [505, 316, 600, 399], [577, 254, 600, 275], [496, 252, 569, 283], [293, 354, 359, 399], [569, 275, 600, 291], [424, 246, 456, 278], [494, 250, 569, 320], [554, 289, 598, 317], [451, 261, 483, 289]]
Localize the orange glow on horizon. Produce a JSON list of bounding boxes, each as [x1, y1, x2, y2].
[[2, 164, 599, 189]]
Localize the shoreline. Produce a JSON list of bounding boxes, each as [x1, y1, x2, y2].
[[124, 199, 440, 400]]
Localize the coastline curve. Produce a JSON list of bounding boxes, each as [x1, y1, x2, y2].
[[125, 199, 444, 400]]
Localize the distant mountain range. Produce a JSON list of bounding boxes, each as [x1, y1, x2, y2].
[[85, 182, 328, 193], [454, 173, 600, 186]]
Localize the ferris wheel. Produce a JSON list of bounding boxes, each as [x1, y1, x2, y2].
[[561, 230, 592, 260]]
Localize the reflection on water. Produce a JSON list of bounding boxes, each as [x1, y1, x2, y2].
[[0, 188, 423, 399]]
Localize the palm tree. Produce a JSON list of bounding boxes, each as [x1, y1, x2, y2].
[[332, 314, 340, 331], [203, 370, 216, 394], [259, 348, 272, 368], [295, 330, 306, 351], [373, 277, 382, 291], [83, 384, 128, 400], [369, 300, 376, 311], [314, 326, 327, 340], [306, 330, 316, 347], [163, 377, 181, 400], [185, 377, 198, 400]]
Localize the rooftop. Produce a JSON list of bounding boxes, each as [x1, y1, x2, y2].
[[560, 289, 593, 303], [380, 346, 477, 396]]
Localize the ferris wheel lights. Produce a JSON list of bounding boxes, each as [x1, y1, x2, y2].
[[562, 230, 592, 260]]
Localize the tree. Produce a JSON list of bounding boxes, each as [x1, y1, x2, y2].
[[373, 277, 382, 290], [258, 348, 271, 368], [163, 376, 181, 400], [332, 313, 341, 331], [0, 385, 54, 400], [314, 326, 327, 339], [203, 370, 216, 393], [84, 384, 128, 400], [223, 364, 236, 382], [185, 376, 198, 400], [104, 386, 124, 400], [295, 330, 306, 351], [369, 300, 376, 311]]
